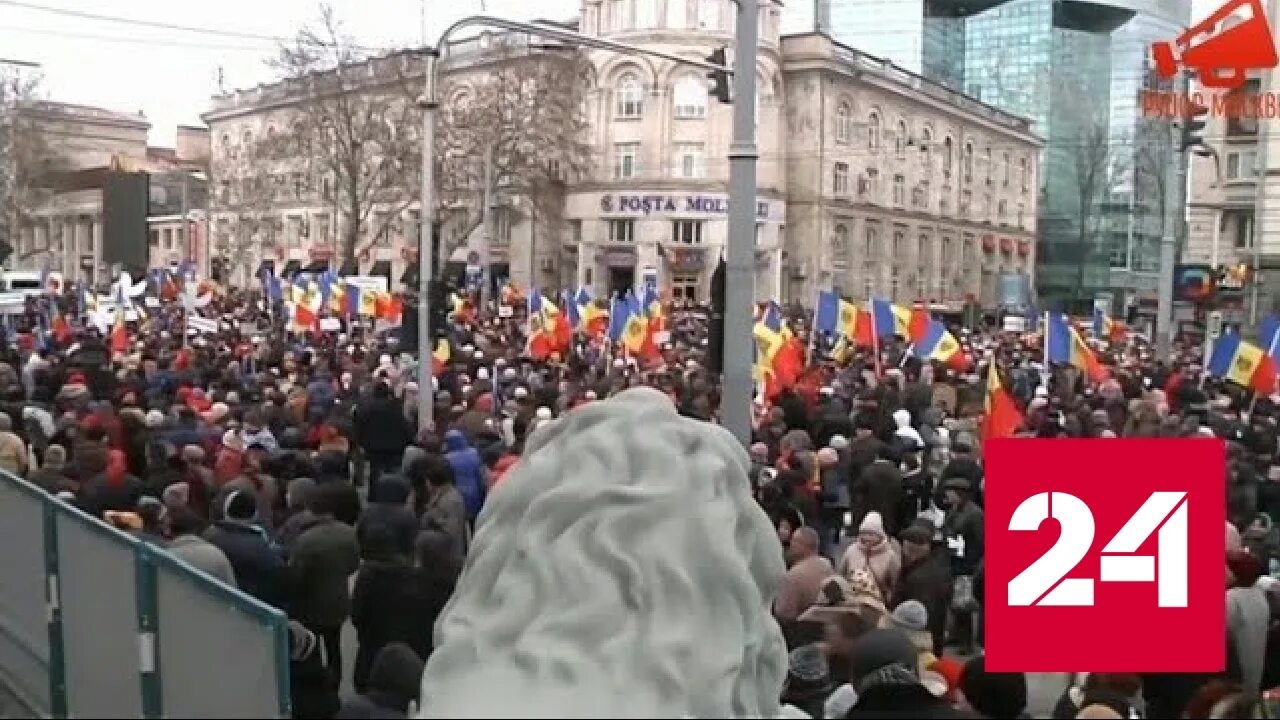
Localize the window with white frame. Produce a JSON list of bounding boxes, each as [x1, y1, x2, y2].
[[983, 147, 992, 185], [868, 112, 881, 149], [671, 273, 700, 301], [964, 142, 973, 181], [614, 142, 641, 179], [893, 175, 906, 206], [864, 227, 879, 260], [836, 102, 853, 143], [673, 75, 707, 119], [608, 219, 635, 243], [1002, 151, 1011, 187], [943, 137, 954, 177], [921, 127, 932, 168], [616, 73, 644, 118], [896, 120, 908, 158], [672, 219, 704, 244], [674, 143, 706, 178], [834, 162, 850, 195], [494, 209, 512, 245], [162, 228, 173, 251]]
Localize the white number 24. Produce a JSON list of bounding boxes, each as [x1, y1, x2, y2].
[[1007, 492, 1188, 608]]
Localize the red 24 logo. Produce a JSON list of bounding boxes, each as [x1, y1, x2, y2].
[[984, 439, 1225, 673]]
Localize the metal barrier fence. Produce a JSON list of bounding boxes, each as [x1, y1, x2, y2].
[[0, 472, 291, 718]]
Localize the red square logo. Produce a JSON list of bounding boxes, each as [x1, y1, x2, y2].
[[984, 439, 1225, 672]]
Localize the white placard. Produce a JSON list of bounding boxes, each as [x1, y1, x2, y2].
[[144, 297, 160, 308], [498, 306, 514, 318], [319, 318, 342, 331], [187, 315, 219, 334]]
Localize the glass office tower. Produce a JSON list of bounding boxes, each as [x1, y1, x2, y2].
[[814, 0, 1189, 306]]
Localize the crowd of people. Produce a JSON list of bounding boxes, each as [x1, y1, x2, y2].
[[3, 277, 1280, 719]]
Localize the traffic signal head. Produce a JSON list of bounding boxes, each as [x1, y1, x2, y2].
[[705, 47, 731, 104], [1180, 98, 1209, 152]]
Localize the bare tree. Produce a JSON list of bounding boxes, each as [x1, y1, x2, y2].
[[437, 41, 593, 258], [0, 69, 69, 262], [264, 5, 422, 270], [211, 146, 282, 286], [1071, 120, 1125, 293]]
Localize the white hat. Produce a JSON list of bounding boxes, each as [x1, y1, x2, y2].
[[584, 390, 598, 400], [462, 344, 475, 353], [473, 350, 484, 359], [477, 368, 490, 381], [461, 384, 472, 396], [686, 359, 698, 369], [503, 368, 517, 380], [819, 386, 835, 396], [513, 386, 529, 399], [379, 354, 392, 366], [495, 358, 507, 367], [536, 407, 553, 420], [613, 358, 625, 368]]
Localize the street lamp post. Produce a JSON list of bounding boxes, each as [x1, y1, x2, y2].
[[415, 16, 739, 434], [722, 0, 759, 448]]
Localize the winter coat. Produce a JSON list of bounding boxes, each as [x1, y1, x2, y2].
[[856, 460, 905, 537], [204, 520, 286, 609], [288, 517, 360, 629], [357, 480, 418, 561], [78, 472, 145, 519], [421, 484, 468, 564], [844, 680, 971, 718], [1228, 585, 1270, 696], [943, 501, 984, 576], [350, 560, 433, 693], [894, 546, 952, 655], [840, 535, 903, 600], [355, 396, 412, 455], [167, 533, 238, 588], [443, 430, 486, 519]]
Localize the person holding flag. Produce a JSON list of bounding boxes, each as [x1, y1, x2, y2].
[[1045, 312, 1107, 383]]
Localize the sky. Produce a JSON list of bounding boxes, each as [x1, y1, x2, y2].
[[0, 0, 1222, 147]]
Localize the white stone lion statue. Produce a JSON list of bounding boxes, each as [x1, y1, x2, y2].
[[417, 386, 789, 719]]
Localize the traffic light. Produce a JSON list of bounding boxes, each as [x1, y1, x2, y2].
[[708, 257, 726, 373], [1180, 97, 1208, 152], [706, 47, 731, 104]]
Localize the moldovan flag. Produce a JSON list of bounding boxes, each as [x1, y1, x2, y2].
[[759, 301, 803, 388], [915, 319, 970, 370], [292, 282, 321, 330], [376, 292, 402, 324], [1046, 313, 1108, 383], [981, 363, 1023, 440], [619, 293, 649, 355], [814, 291, 875, 346], [871, 298, 914, 340], [576, 288, 608, 338], [1208, 331, 1278, 394]]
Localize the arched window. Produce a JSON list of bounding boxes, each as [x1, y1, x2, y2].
[[673, 75, 706, 119], [921, 127, 933, 168], [1002, 151, 1011, 186], [616, 73, 644, 118], [864, 227, 879, 259], [895, 120, 908, 157], [943, 136, 954, 176], [832, 224, 850, 263], [835, 102, 852, 143], [868, 112, 881, 150]]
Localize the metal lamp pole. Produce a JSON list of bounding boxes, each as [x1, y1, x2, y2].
[[417, 49, 438, 432], [722, 0, 759, 448]]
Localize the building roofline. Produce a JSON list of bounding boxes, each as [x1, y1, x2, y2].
[[780, 31, 1042, 144]]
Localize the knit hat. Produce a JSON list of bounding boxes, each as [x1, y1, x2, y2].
[[890, 600, 933, 653], [784, 644, 834, 702], [960, 656, 1027, 720], [367, 643, 425, 711], [900, 519, 934, 545], [223, 489, 256, 521], [144, 409, 166, 429], [829, 434, 849, 450], [858, 511, 885, 537], [817, 447, 839, 466]]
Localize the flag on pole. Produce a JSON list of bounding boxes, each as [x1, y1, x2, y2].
[[981, 362, 1023, 440], [1207, 331, 1278, 394], [1046, 313, 1107, 382]]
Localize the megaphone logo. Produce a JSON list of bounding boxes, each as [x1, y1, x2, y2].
[[1153, 0, 1278, 89]]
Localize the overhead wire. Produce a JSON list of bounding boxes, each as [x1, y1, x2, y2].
[[0, 0, 397, 52]]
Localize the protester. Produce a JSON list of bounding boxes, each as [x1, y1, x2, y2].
[[166, 507, 237, 587], [204, 489, 285, 608], [776, 526, 834, 623], [288, 482, 360, 689]]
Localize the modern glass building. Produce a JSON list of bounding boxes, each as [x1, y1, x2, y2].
[[811, 0, 1189, 307]]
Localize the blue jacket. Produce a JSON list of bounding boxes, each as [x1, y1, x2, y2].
[[444, 430, 486, 519], [204, 521, 287, 609]]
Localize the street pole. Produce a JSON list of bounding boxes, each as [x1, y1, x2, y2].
[[1156, 75, 1185, 361], [480, 144, 495, 307], [179, 171, 190, 263], [1251, 50, 1273, 328], [722, 0, 759, 448], [418, 49, 439, 432]]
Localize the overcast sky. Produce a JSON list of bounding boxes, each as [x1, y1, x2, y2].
[[0, 0, 1220, 147]]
